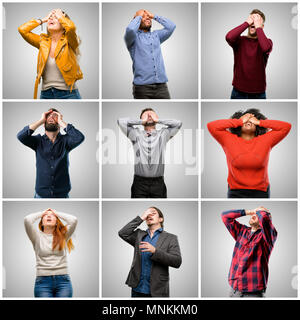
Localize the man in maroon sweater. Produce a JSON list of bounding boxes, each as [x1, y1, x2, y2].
[[226, 9, 272, 99]]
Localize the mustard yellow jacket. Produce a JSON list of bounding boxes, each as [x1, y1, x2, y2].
[[18, 16, 83, 99]]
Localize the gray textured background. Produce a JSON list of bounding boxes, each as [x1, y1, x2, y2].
[[3, 201, 99, 298], [201, 2, 297, 99], [201, 201, 297, 298], [3, 102, 99, 198], [102, 201, 198, 297], [3, 2, 99, 99], [102, 102, 198, 198], [202, 102, 297, 198], [102, 2, 198, 99]]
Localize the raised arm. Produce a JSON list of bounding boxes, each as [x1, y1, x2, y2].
[[257, 119, 291, 147], [124, 15, 142, 49], [55, 211, 78, 239], [117, 118, 142, 142], [151, 234, 182, 268], [153, 15, 176, 43], [207, 118, 243, 145], [64, 124, 85, 151], [225, 21, 249, 48], [256, 210, 277, 254], [24, 212, 43, 245], [18, 19, 42, 49], [17, 126, 40, 151], [52, 111, 84, 151], [252, 14, 272, 54], [159, 119, 182, 141], [118, 216, 143, 247], [221, 209, 247, 241], [55, 9, 79, 51]]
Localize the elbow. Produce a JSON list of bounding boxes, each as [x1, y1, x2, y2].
[[18, 25, 25, 35], [170, 23, 176, 33], [173, 256, 182, 269], [225, 33, 232, 44], [206, 121, 214, 134]]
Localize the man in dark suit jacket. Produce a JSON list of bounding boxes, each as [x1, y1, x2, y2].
[[118, 207, 182, 297]]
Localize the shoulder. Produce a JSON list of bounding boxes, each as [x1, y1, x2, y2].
[[162, 231, 178, 240]]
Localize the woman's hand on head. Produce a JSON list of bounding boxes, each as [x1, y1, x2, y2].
[[249, 116, 260, 126], [240, 113, 254, 124], [42, 10, 54, 24], [53, 8, 65, 20]]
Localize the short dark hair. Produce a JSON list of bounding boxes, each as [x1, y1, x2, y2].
[[250, 9, 266, 22], [230, 108, 267, 137], [140, 108, 154, 119], [150, 206, 164, 229], [48, 108, 59, 113]]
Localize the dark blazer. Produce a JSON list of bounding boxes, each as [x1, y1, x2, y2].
[[118, 216, 182, 297]]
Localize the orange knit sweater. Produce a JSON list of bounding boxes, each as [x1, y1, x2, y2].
[[207, 118, 291, 191]]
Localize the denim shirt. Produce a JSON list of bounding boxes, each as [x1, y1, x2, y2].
[[17, 124, 84, 197], [133, 228, 163, 294], [124, 15, 176, 85]]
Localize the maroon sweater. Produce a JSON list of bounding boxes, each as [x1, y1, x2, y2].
[[226, 22, 273, 93]]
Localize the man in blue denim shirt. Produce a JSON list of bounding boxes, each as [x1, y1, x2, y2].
[[124, 9, 176, 99], [17, 108, 84, 198]]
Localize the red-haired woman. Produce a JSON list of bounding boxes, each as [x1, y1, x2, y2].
[[24, 208, 77, 297]]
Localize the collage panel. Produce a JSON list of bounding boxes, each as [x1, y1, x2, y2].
[[102, 2, 198, 99], [102, 200, 198, 298], [3, 200, 99, 298], [201, 102, 297, 198], [3, 2, 99, 99], [201, 200, 297, 298], [102, 102, 198, 199], [3, 101, 99, 199], [201, 2, 297, 99]]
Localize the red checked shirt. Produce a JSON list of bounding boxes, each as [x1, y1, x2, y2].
[[221, 209, 277, 292]]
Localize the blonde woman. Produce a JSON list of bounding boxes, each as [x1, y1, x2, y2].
[[24, 208, 77, 297], [18, 9, 83, 99]]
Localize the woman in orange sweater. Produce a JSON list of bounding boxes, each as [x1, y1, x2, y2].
[[207, 108, 291, 198]]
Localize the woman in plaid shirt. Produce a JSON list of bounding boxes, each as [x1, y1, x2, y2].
[[221, 206, 277, 297]]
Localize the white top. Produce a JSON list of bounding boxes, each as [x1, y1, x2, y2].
[[42, 57, 76, 91], [24, 211, 77, 276]]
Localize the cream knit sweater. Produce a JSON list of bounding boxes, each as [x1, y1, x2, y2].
[[24, 211, 77, 276]]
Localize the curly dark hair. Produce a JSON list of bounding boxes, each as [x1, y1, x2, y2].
[[229, 108, 268, 137]]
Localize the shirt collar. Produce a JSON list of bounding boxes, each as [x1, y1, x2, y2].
[[146, 227, 163, 236], [42, 132, 62, 141], [144, 130, 157, 137]]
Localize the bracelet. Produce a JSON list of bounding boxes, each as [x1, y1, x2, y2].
[[37, 19, 43, 31]]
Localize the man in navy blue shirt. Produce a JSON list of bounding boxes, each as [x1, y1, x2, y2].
[[17, 108, 85, 198], [119, 207, 182, 297], [125, 9, 176, 99]]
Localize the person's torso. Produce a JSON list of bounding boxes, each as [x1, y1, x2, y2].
[[223, 134, 271, 189], [129, 30, 168, 85], [37, 35, 83, 85], [132, 128, 168, 177], [233, 36, 270, 93], [229, 228, 270, 292]]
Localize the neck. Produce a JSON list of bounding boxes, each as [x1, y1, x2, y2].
[[43, 226, 55, 234], [247, 33, 257, 39], [251, 225, 260, 233], [148, 224, 161, 236], [145, 125, 155, 133], [241, 132, 255, 140], [50, 31, 64, 42], [45, 130, 59, 142]]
